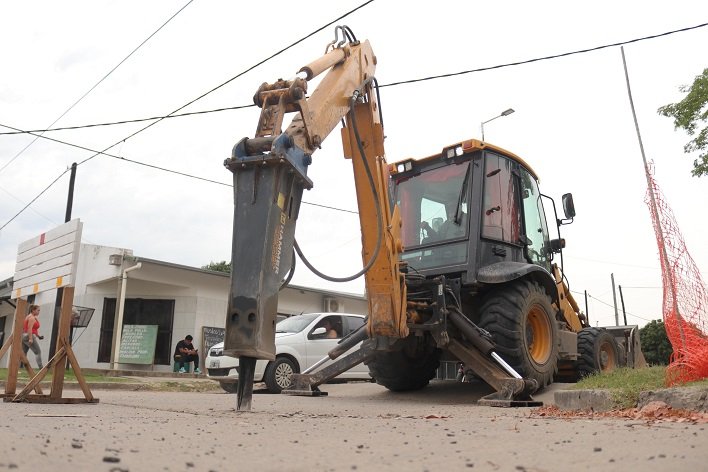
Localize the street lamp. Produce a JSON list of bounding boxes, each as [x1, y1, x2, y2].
[[481, 108, 515, 141]]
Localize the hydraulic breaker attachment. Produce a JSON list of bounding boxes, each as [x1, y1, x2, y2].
[[223, 134, 313, 410], [283, 324, 373, 396], [446, 310, 541, 407], [235, 357, 256, 411]]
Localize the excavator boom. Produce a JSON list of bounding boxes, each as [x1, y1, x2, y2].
[[223, 34, 405, 409]]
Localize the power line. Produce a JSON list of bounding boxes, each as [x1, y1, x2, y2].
[[0, 185, 58, 226], [0, 104, 256, 136], [3, 20, 705, 138], [84, 0, 375, 169], [0, 123, 230, 186], [4, 14, 707, 230], [0, 1, 373, 231], [584, 291, 654, 322], [0, 123, 360, 213], [0, 122, 358, 227], [380, 21, 708, 88], [0, 0, 196, 174], [0, 169, 69, 231]]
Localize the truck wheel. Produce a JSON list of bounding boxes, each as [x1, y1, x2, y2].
[[478, 280, 559, 389], [219, 381, 239, 394], [577, 327, 622, 378], [367, 337, 441, 392], [264, 357, 297, 393]]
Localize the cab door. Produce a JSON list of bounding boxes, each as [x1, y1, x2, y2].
[[305, 315, 343, 369]]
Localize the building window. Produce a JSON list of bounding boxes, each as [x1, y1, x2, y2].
[[97, 298, 175, 365]]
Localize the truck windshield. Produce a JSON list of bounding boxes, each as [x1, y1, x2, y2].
[[395, 162, 470, 270]]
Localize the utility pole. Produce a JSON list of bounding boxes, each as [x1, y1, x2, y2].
[[611, 273, 619, 326], [584, 290, 589, 326], [618, 285, 628, 325], [49, 163, 77, 358]]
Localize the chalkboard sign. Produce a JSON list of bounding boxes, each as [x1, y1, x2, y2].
[[118, 324, 158, 364], [201, 326, 225, 358]]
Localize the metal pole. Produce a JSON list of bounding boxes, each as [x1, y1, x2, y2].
[[619, 285, 628, 325], [620, 47, 685, 345], [49, 163, 78, 358], [64, 162, 77, 223], [584, 290, 589, 326], [611, 273, 619, 325]]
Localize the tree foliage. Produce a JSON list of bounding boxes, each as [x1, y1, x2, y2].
[[658, 68, 708, 177], [202, 260, 231, 274], [639, 320, 673, 366]]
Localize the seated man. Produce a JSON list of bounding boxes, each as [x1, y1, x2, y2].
[[174, 335, 201, 374], [421, 208, 467, 241]]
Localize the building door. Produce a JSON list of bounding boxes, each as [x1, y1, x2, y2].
[[98, 298, 175, 365]]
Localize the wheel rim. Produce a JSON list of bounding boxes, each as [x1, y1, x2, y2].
[[526, 305, 552, 364], [274, 362, 294, 388], [599, 342, 616, 371]]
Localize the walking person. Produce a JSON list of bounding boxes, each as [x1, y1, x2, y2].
[[22, 304, 44, 369]]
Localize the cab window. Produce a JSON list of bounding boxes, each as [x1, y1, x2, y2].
[[519, 169, 551, 271], [482, 153, 520, 243]]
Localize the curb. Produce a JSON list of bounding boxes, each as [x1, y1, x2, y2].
[[638, 386, 708, 412], [555, 387, 708, 412], [554, 389, 615, 411]]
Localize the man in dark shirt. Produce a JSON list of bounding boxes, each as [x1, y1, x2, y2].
[[174, 335, 201, 374]]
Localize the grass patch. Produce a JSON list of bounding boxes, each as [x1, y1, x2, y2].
[[0, 368, 130, 383], [572, 366, 708, 409]]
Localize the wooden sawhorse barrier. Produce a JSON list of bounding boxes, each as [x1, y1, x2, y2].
[[2, 287, 98, 404]]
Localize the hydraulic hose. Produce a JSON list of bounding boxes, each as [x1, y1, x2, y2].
[[293, 79, 385, 283]]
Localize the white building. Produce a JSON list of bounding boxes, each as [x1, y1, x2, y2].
[[0, 243, 367, 372]]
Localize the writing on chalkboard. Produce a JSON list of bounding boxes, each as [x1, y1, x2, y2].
[[118, 324, 158, 365], [201, 326, 225, 358]]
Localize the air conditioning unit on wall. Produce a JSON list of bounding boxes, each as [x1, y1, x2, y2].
[[323, 297, 342, 313]]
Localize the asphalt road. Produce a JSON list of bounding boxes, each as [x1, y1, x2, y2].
[[0, 381, 705, 472]]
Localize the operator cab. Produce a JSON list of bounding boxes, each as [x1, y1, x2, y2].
[[391, 139, 562, 278]]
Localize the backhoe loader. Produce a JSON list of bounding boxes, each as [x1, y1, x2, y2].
[[222, 26, 645, 410]]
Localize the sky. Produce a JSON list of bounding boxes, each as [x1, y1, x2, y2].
[[1, 0, 706, 329]]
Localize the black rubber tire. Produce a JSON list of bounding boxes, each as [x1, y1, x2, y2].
[[577, 327, 623, 378], [367, 336, 441, 392], [264, 357, 298, 393], [219, 381, 239, 394], [478, 280, 559, 389]]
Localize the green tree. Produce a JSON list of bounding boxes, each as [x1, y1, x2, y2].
[[202, 260, 231, 274], [658, 68, 708, 177], [639, 320, 673, 366]]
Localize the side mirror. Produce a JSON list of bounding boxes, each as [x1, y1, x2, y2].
[[562, 193, 576, 219], [549, 238, 565, 254], [311, 327, 326, 337]]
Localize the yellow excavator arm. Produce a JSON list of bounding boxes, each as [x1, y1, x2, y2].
[[223, 30, 407, 408]]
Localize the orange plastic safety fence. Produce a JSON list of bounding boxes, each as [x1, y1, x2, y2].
[[645, 165, 708, 385]]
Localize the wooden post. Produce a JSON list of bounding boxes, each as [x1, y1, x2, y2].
[[0, 299, 43, 397], [0, 337, 12, 363], [12, 347, 65, 401], [7, 287, 97, 404], [5, 298, 27, 395], [50, 286, 74, 399]]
